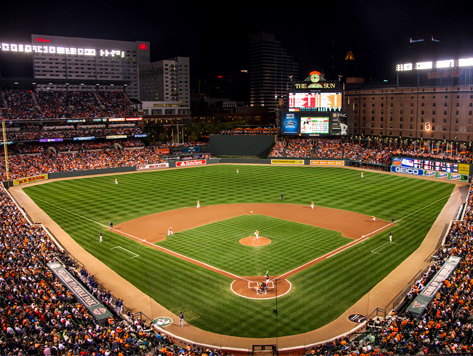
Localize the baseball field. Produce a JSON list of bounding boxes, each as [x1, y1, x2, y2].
[[18, 164, 456, 340]]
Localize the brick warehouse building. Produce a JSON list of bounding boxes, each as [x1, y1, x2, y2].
[[344, 57, 473, 142]]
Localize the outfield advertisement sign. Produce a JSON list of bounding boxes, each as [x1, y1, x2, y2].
[[310, 160, 345, 166], [176, 159, 206, 167], [390, 166, 469, 181], [136, 163, 169, 171], [391, 166, 424, 176], [406, 256, 461, 317], [13, 174, 48, 186], [271, 159, 304, 165]]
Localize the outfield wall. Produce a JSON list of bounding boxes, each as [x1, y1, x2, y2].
[[2, 156, 469, 189], [209, 134, 276, 157]]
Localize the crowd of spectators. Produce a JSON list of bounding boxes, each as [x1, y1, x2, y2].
[[4, 125, 144, 142], [1, 89, 40, 120], [0, 186, 195, 355], [269, 137, 473, 164], [1, 89, 138, 121]]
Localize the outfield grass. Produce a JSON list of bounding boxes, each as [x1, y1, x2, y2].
[[22, 165, 455, 337]]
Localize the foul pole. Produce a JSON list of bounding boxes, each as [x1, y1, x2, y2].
[[2, 120, 10, 181]]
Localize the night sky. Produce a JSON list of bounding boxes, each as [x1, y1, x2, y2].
[[2, 1, 473, 83]]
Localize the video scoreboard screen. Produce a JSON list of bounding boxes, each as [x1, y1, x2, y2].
[[289, 92, 342, 112], [300, 117, 330, 134]]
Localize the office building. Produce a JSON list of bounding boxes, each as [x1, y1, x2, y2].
[[139, 57, 190, 115], [249, 32, 299, 112], [0, 34, 151, 100]]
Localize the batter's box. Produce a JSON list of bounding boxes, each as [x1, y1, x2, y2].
[[248, 280, 275, 291]]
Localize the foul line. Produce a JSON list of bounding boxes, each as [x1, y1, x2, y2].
[[25, 195, 109, 229], [112, 246, 140, 259]]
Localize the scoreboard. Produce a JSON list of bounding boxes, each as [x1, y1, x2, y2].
[[284, 73, 346, 136], [394, 157, 470, 175], [289, 92, 342, 112], [300, 117, 330, 134]]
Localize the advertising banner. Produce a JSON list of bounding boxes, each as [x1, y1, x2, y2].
[[458, 163, 470, 175], [183, 146, 201, 153], [136, 163, 169, 171], [13, 174, 48, 186], [310, 160, 344, 166], [176, 159, 206, 167], [271, 159, 304, 165], [390, 166, 424, 176], [391, 166, 469, 181], [282, 113, 298, 135]]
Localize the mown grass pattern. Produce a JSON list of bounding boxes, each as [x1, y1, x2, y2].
[[159, 214, 352, 276], [23, 165, 455, 337]]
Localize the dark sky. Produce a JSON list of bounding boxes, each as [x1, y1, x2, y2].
[[2, 1, 473, 82]]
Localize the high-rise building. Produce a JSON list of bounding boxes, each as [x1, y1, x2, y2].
[[249, 32, 299, 112], [139, 57, 191, 115], [0, 34, 150, 100]]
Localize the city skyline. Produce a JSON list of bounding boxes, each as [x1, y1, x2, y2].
[[2, 1, 473, 83]]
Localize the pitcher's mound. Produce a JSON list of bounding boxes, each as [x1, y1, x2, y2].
[[239, 236, 271, 246]]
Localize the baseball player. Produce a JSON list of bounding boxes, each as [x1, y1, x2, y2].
[[115, 178, 118, 184], [99, 232, 103, 243], [196, 200, 200, 208], [109, 221, 113, 230], [254, 229, 259, 240], [168, 227, 173, 236], [311, 201, 314, 209], [361, 172, 364, 178], [371, 216, 376, 222], [236, 168, 239, 174], [265, 271, 270, 284], [389, 232, 392, 243]]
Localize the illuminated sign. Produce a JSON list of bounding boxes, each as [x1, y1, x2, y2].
[[289, 92, 342, 112], [138, 43, 148, 50], [294, 82, 337, 90], [1, 42, 125, 57], [300, 117, 330, 135], [397, 58, 473, 71]]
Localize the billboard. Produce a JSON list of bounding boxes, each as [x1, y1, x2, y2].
[[289, 92, 342, 112], [330, 113, 348, 135], [282, 113, 298, 134]]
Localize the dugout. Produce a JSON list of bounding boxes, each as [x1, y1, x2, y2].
[[209, 134, 276, 157]]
